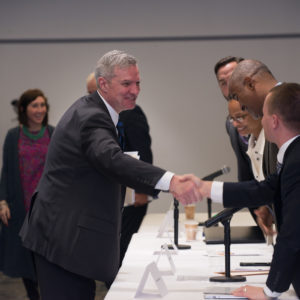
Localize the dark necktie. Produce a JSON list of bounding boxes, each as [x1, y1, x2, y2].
[[276, 161, 283, 174], [116, 120, 125, 150]]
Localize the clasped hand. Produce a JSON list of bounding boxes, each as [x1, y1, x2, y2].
[[169, 174, 213, 205]]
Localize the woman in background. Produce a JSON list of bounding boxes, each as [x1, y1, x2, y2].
[[0, 89, 54, 300]]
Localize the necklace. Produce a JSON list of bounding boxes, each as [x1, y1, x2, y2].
[[22, 126, 46, 141]]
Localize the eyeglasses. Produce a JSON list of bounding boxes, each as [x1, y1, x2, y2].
[[229, 115, 248, 124]]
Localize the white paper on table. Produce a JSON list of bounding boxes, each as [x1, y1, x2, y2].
[[124, 151, 140, 206], [203, 287, 247, 299]]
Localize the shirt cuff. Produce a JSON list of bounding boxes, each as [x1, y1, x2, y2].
[[211, 181, 224, 204], [155, 171, 175, 191], [264, 286, 281, 298]]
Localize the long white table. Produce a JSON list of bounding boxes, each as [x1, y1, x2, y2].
[[104, 212, 297, 299]]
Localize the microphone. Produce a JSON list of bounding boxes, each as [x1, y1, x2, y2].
[[201, 165, 230, 181], [204, 207, 243, 227]]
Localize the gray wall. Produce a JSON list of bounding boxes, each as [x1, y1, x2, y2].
[[1, 0, 300, 214]]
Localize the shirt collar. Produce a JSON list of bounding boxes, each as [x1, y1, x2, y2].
[[277, 135, 300, 164], [97, 91, 119, 127]]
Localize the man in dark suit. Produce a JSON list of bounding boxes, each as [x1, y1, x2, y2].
[[214, 56, 254, 182], [86, 72, 153, 265], [20, 50, 201, 299], [199, 82, 300, 299]]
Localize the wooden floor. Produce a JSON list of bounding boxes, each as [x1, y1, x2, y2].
[[0, 272, 108, 299]]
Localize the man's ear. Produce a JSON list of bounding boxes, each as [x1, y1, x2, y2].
[[272, 114, 279, 129], [98, 77, 108, 92], [244, 76, 256, 91]]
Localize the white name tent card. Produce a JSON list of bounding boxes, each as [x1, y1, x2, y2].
[[134, 261, 168, 298], [157, 209, 173, 238], [155, 243, 176, 275]]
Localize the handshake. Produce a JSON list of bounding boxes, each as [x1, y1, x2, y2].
[[169, 174, 213, 205]]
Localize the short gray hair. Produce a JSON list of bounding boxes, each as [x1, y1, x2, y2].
[[95, 50, 138, 88], [230, 59, 274, 89]]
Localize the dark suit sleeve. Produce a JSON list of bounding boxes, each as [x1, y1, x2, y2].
[[223, 176, 277, 208], [266, 159, 300, 293]]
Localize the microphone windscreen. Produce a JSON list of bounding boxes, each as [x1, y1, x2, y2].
[[222, 165, 230, 175]]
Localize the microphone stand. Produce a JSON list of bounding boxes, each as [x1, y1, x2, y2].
[[198, 166, 230, 226], [198, 197, 216, 226], [205, 208, 246, 282], [167, 198, 191, 250]]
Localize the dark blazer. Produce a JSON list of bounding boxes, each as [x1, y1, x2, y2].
[[0, 126, 54, 280], [223, 136, 300, 295], [226, 118, 254, 181], [262, 140, 278, 177], [20, 92, 166, 284]]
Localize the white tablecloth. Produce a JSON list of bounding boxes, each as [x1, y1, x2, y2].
[[104, 212, 297, 299]]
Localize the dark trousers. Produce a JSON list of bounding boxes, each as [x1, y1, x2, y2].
[[34, 253, 96, 300], [22, 278, 40, 300]]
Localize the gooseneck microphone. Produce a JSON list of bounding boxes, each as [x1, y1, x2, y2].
[[201, 165, 230, 181], [204, 207, 243, 228]]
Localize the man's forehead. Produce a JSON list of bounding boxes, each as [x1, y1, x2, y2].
[[112, 65, 139, 79], [217, 62, 237, 78]]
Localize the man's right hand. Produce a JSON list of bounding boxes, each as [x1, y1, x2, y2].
[[0, 200, 11, 226], [169, 174, 202, 205]]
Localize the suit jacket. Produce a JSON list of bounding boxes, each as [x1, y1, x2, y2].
[[223, 136, 300, 294], [225, 118, 254, 181], [262, 140, 278, 177], [20, 92, 166, 283]]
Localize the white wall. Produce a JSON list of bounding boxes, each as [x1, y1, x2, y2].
[[1, 0, 300, 214]]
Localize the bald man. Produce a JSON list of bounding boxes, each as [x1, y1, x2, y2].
[[228, 59, 278, 119]]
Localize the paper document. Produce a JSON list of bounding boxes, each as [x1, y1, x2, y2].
[[124, 151, 139, 206], [204, 287, 247, 299]]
